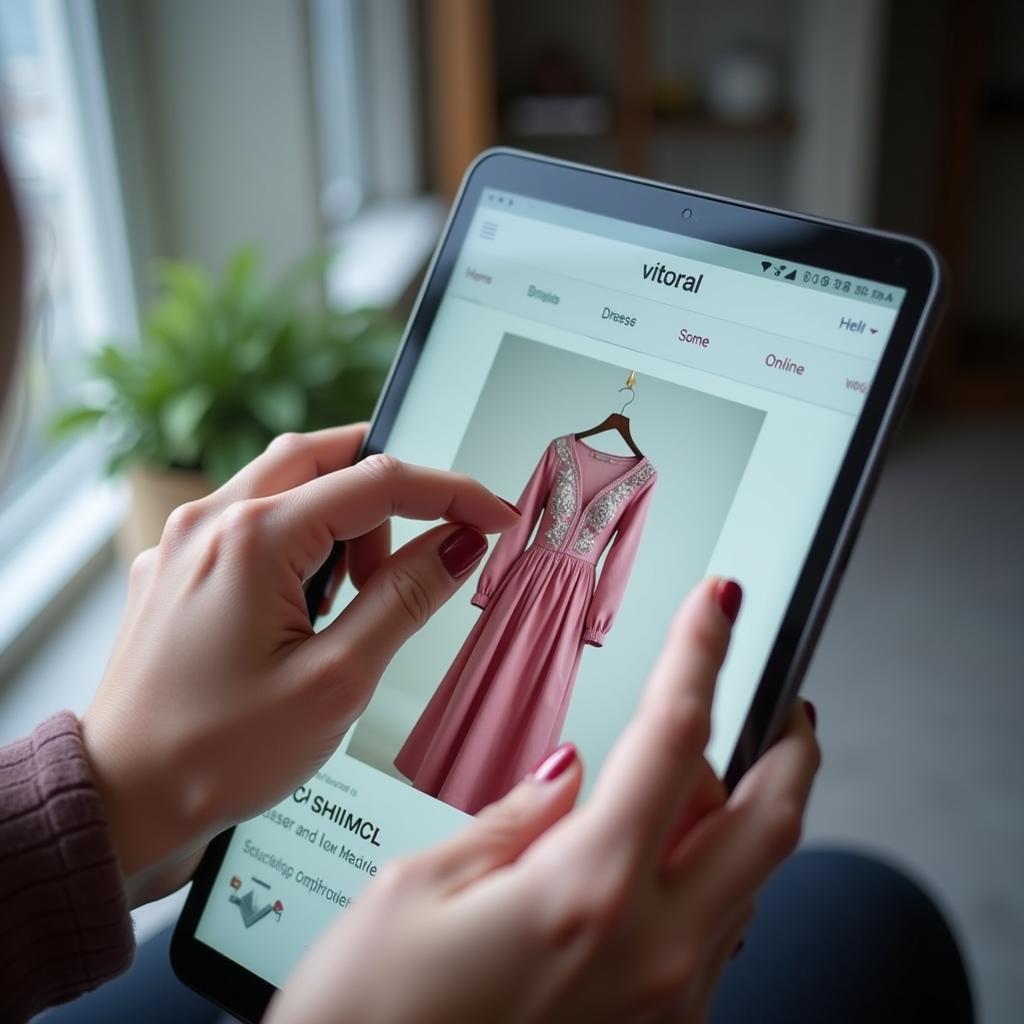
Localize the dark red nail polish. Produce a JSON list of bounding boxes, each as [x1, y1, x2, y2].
[[731, 938, 745, 958], [533, 743, 577, 782], [500, 498, 522, 516], [438, 527, 488, 579], [716, 579, 743, 624], [804, 700, 817, 731]]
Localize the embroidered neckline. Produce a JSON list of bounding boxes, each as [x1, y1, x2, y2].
[[544, 436, 577, 549], [544, 435, 655, 554], [573, 461, 655, 554]]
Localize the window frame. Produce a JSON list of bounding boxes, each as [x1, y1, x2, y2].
[[309, 0, 424, 223], [0, 0, 136, 663]]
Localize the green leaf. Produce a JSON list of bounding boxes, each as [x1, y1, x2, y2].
[[247, 381, 307, 433], [225, 246, 261, 295], [295, 346, 346, 385], [107, 449, 138, 476], [91, 344, 133, 385], [233, 330, 275, 373], [160, 385, 213, 452], [48, 405, 104, 439], [205, 428, 267, 486], [156, 261, 211, 309]]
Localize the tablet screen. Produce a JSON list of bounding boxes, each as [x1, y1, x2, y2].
[[192, 188, 906, 984]]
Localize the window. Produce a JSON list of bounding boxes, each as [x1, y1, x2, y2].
[[0, 0, 134, 569], [310, 0, 443, 310], [310, 0, 424, 226]]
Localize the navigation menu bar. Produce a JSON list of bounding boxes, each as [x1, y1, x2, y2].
[[450, 245, 878, 415]]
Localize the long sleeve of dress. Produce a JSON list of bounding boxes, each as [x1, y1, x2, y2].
[[0, 712, 135, 1022], [582, 476, 657, 647], [472, 442, 554, 609]]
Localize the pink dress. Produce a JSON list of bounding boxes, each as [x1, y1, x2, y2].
[[394, 434, 657, 813]]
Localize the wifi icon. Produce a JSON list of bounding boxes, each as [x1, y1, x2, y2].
[[761, 260, 773, 273]]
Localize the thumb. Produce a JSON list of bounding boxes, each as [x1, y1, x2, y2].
[[308, 523, 488, 689], [423, 744, 583, 894]]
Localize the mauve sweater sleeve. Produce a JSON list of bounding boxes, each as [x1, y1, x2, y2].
[[0, 712, 135, 1022]]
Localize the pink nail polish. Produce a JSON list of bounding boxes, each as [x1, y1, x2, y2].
[[532, 743, 577, 782], [716, 579, 743, 624], [438, 527, 488, 578]]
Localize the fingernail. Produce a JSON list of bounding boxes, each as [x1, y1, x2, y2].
[[716, 579, 743, 624], [438, 527, 488, 578], [804, 700, 817, 731], [500, 497, 521, 516], [532, 742, 577, 782], [731, 938, 745, 958]]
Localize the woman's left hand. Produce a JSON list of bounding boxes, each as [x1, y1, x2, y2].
[[80, 425, 518, 903], [266, 578, 819, 1024]]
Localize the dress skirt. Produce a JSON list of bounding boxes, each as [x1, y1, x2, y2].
[[393, 544, 593, 814]]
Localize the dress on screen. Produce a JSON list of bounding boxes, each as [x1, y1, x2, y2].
[[393, 434, 657, 813]]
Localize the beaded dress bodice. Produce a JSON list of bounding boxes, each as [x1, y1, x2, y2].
[[538, 435, 656, 563]]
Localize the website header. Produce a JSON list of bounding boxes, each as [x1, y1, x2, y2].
[[481, 189, 906, 311], [448, 209, 889, 415]]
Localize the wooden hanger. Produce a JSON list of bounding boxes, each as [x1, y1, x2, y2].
[[574, 371, 644, 457]]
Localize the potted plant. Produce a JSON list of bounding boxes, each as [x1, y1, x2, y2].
[[52, 246, 399, 555]]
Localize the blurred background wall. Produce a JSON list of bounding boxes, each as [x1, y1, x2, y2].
[[0, 1, 1020, 1019]]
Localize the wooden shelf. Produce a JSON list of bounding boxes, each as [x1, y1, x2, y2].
[[653, 110, 797, 137], [923, 0, 1024, 408], [501, 110, 798, 145], [501, 129, 615, 143]]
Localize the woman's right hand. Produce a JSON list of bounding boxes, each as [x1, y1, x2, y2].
[[80, 425, 519, 905], [268, 577, 821, 1024]]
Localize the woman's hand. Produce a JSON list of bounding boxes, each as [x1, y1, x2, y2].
[[267, 578, 820, 1024], [80, 425, 519, 903]]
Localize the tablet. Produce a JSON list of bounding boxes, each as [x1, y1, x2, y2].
[[172, 149, 943, 1018]]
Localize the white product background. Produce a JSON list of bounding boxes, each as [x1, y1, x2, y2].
[[347, 332, 765, 788]]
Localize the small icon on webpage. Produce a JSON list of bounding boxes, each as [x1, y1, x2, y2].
[[228, 876, 284, 928], [479, 221, 498, 241]]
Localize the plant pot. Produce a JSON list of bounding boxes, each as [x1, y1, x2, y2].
[[119, 465, 212, 561]]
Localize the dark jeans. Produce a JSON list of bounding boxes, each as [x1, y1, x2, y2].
[[709, 848, 974, 1023], [45, 847, 974, 1023]]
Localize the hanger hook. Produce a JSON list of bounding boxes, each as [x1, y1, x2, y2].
[[618, 370, 638, 414]]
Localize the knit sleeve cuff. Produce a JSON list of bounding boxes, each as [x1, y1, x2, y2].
[[471, 591, 490, 610], [0, 712, 135, 1020], [582, 627, 606, 648]]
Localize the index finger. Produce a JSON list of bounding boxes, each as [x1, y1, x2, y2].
[[214, 424, 368, 505], [270, 453, 519, 580], [581, 577, 737, 866]]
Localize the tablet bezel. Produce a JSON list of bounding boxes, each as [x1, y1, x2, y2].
[[172, 149, 944, 1018]]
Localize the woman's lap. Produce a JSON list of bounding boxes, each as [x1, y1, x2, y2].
[[710, 847, 974, 1023]]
